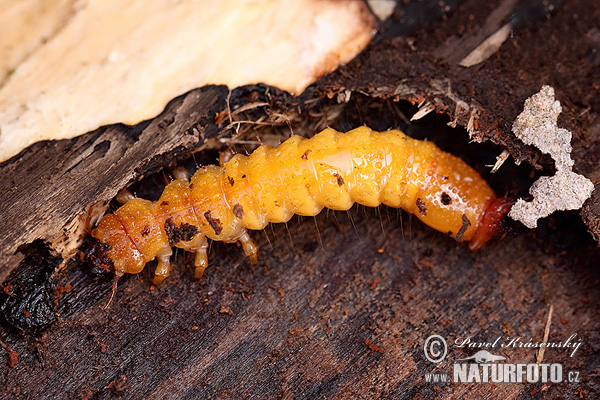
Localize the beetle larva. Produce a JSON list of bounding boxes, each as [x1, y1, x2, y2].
[[88, 126, 511, 291]]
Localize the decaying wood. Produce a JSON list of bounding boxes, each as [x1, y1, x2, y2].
[[318, 0, 600, 243], [0, 85, 228, 283], [1, 207, 599, 399], [1, 0, 599, 399]]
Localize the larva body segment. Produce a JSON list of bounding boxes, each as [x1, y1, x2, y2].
[[90, 126, 506, 285]]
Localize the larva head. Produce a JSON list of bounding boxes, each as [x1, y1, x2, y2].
[[468, 197, 514, 251], [85, 236, 115, 274], [88, 213, 145, 275]]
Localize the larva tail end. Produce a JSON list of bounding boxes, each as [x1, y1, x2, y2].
[[468, 197, 515, 251], [84, 236, 115, 275]]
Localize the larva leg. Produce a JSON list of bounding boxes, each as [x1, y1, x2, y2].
[[116, 189, 135, 204], [238, 230, 258, 265], [152, 250, 173, 285], [173, 166, 189, 181], [177, 234, 209, 279], [170, 233, 209, 279], [219, 148, 235, 166], [194, 244, 209, 279]]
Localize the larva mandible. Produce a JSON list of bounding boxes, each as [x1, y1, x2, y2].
[[88, 126, 511, 292]]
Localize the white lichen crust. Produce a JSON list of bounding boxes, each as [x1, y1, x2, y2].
[[509, 86, 595, 228]]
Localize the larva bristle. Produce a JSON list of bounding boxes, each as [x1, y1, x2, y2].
[[103, 273, 122, 310]]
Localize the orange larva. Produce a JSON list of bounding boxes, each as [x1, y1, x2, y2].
[[87, 126, 511, 294]]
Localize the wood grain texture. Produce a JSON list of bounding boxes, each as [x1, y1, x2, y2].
[[1, 208, 598, 399]]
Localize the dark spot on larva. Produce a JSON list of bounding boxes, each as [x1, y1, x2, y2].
[[233, 204, 244, 219], [242, 174, 247, 179], [164, 218, 199, 245], [160, 201, 170, 206], [189, 183, 194, 190], [416, 198, 427, 216], [440, 175, 449, 180], [85, 237, 114, 273], [301, 149, 312, 159], [441, 192, 452, 205], [204, 211, 223, 235], [455, 214, 472, 242], [140, 225, 150, 236], [179, 224, 198, 241], [333, 172, 344, 186], [228, 176, 234, 186], [164, 219, 177, 244]]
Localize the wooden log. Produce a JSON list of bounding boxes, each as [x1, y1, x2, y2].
[[1, 0, 599, 399]]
